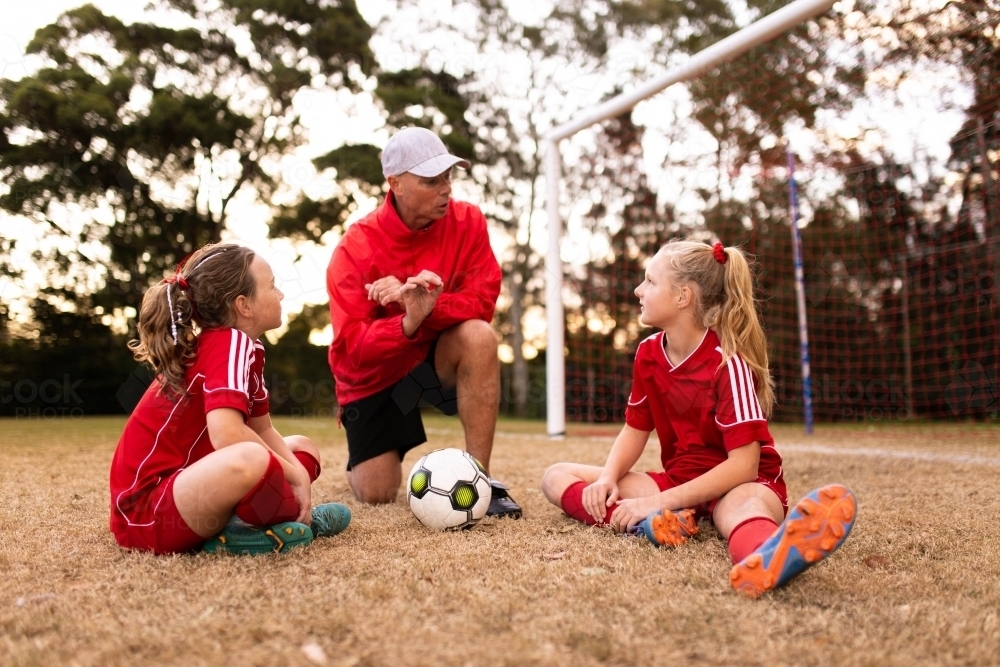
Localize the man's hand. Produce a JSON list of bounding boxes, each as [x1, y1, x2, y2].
[[400, 271, 444, 337], [365, 276, 405, 306]]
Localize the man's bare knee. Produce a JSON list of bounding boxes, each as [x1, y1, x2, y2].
[[351, 485, 398, 504], [346, 453, 401, 504], [442, 320, 497, 356], [348, 471, 399, 504], [461, 320, 498, 354]]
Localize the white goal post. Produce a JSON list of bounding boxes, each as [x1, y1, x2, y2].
[[542, 0, 839, 437]]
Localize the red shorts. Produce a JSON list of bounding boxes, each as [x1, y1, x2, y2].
[[110, 474, 205, 555], [644, 470, 788, 522]]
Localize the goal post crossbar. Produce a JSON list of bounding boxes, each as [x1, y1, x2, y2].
[[542, 0, 838, 437]]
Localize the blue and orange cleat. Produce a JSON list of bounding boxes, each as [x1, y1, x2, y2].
[[636, 508, 699, 547], [729, 484, 857, 598]]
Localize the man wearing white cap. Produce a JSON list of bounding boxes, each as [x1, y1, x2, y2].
[[325, 127, 522, 518]]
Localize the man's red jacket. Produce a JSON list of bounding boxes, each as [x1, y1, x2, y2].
[[326, 191, 502, 406]]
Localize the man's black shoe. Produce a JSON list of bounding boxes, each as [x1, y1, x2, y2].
[[486, 480, 523, 519]]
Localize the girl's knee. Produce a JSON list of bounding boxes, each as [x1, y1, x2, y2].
[[541, 463, 572, 503], [286, 435, 319, 461], [542, 462, 565, 481], [714, 495, 780, 537], [228, 442, 271, 484], [540, 462, 561, 487]]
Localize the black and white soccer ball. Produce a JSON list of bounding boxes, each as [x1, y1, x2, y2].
[[407, 448, 492, 530]]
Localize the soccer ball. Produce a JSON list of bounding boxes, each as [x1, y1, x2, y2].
[[407, 448, 492, 530]]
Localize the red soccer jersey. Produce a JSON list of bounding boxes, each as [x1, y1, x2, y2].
[[624, 329, 783, 488], [109, 328, 270, 538]]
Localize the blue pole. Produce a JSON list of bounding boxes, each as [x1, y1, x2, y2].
[[786, 143, 814, 434]]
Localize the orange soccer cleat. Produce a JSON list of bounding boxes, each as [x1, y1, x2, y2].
[[729, 484, 857, 598], [637, 508, 700, 547]]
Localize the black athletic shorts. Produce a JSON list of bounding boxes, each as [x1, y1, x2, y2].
[[340, 342, 458, 470]]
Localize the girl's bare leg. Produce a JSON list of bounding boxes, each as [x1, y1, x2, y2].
[[540, 462, 660, 506], [171, 442, 272, 538], [712, 482, 785, 539]]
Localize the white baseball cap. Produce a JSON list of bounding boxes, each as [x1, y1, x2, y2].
[[381, 127, 471, 178]]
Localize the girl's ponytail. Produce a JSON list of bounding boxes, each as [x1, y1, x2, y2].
[[716, 246, 775, 416], [128, 243, 256, 399], [128, 279, 199, 399]]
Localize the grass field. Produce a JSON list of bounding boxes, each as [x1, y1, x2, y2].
[[2, 415, 999, 666]]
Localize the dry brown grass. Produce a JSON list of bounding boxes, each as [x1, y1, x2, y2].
[[2, 416, 999, 667]]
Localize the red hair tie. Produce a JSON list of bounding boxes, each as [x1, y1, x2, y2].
[[162, 255, 193, 290], [164, 274, 189, 290], [712, 243, 727, 265]]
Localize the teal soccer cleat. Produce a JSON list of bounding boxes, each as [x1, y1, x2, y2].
[[310, 503, 352, 537], [203, 518, 313, 555]]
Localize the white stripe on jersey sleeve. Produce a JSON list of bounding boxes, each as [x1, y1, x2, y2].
[[724, 354, 765, 424], [741, 356, 763, 420], [726, 360, 743, 422], [242, 336, 252, 393], [228, 329, 239, 390], [736, 356, 753, 421], [741, 356, 764, 420], [225, 329, 253, 395]]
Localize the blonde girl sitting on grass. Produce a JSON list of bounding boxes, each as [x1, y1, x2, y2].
[[109, 243, 350, 555], [541, 240, 856, 597]]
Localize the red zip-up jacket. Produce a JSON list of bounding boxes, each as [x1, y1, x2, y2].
[[326, 192, 502, 406]]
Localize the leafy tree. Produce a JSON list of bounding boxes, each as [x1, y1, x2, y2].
[[816, 0, 999, 418], [0, 0, 374, 318], [565, 110, 671, 421]]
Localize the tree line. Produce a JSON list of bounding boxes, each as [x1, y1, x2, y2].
[[1, 0, 997, 420]]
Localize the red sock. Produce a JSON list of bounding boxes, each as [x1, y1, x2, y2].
[[294, 451, 321, 483], [560, 481, 615, 526], [235, 453, 300, 526], [727, 517, 779, 564]]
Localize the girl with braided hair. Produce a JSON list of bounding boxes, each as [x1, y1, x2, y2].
[[110, 243, 350, 555], [541, 240, 856, 597]]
